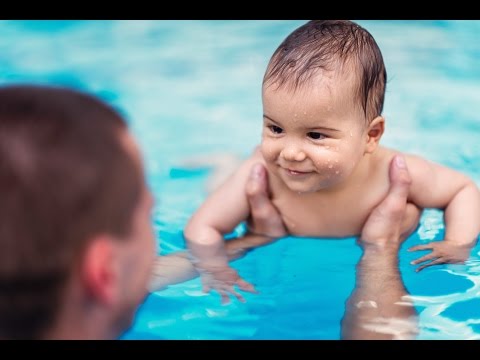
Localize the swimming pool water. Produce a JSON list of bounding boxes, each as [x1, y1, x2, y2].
[[1, 20, 479, 339]]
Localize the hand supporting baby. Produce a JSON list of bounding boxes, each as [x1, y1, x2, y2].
[[191, 163, 288, 304]]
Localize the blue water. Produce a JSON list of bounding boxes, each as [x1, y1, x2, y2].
[[1, 20, 479, 339]]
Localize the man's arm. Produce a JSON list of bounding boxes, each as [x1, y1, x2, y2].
[[341, 155, 419, 340]]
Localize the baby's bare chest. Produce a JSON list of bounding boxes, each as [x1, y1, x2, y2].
[[271, 186, 388, 238]]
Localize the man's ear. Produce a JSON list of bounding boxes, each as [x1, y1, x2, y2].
[[365, 116, 385, 154], [80, 235, 119, 306]]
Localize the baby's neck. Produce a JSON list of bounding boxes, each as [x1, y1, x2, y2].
[[326, 152, 376, 195]]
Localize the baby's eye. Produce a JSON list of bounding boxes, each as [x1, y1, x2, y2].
[[268, 125, 284, 134], [307, 132, 326, 140]]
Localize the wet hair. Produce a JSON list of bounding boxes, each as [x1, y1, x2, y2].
[[0, 85, 142, 339], [263, 20, 387, 122]]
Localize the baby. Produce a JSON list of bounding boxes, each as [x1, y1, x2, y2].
[[185, 20, 480, 300]]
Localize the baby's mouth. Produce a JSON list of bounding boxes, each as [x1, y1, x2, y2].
[[284, 168, 313, 177]]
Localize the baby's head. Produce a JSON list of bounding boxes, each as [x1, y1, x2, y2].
[[260, 20, 387, 193]]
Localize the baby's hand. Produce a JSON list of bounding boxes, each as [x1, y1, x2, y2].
[[408, 240, 473, 272], [197, 263, 256, 304]]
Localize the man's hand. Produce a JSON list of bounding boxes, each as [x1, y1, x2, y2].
[[224, 163, 287, 259], [360, 155, 412, 248], [343, 155, 419, 340], [245, 163, 287, 239]]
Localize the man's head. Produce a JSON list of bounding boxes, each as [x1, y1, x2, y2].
[[0, 85, 156, 339], [261, 20, 387, 193]]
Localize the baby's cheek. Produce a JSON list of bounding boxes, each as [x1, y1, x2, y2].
[[312, 154, 346, 184], [315, 160, 341, 174], [311, 148, 339, 169]]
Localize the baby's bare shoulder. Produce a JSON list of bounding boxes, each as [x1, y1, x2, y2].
[[375, 146, 401, 171]]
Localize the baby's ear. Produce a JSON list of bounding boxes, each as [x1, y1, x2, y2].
[[365, 116, 385, 154]]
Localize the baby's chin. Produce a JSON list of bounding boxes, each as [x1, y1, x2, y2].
[[283, 181, 326, 194]]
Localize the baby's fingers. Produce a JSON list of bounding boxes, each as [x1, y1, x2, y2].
[[411, 252, 437, 265], [225, 285, 246, 303], [202, 282, 211, 294], [236, 278, 257, 294], [218, 289, 231, 305], [408, 244, 434, 252], [416, 258, 444, 272]]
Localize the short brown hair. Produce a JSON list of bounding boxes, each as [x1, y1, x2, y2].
[[0, 85, 142, 339], [263, 20, 387, 122]]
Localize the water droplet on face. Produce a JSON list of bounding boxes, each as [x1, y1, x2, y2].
[[335, 159, 338, 163], [328, 164, 333, 169], [350, 131, 353, 137], [325, 146, 330, 149], [335, 170, 339, 174]]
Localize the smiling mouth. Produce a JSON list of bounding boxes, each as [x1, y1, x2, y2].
[[284, 168, 313, 176]]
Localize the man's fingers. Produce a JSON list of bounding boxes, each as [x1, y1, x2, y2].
[[388, 155, 412, 198], [374, 155, 411, 219], [246, 164, 271, 217], [246, 163, 287, 237], [408, 244, 433, 252], [360, 155, 413, 245], [246, 163, 267, 197], [374, 155, 412, 221], [411, 252, 437, 265]]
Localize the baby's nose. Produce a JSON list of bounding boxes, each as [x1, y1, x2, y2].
[[282, 145, 306, 162]]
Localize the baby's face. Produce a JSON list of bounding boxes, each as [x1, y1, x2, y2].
[[261, 72, 368, 194]]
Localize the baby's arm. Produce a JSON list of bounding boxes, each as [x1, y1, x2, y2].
[[184, 150, 264, 302], [404, 154, 480, 271], [148, 234, 279, 292]]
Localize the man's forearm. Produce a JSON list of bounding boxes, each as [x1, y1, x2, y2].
[[341, 245, 418, 340]]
